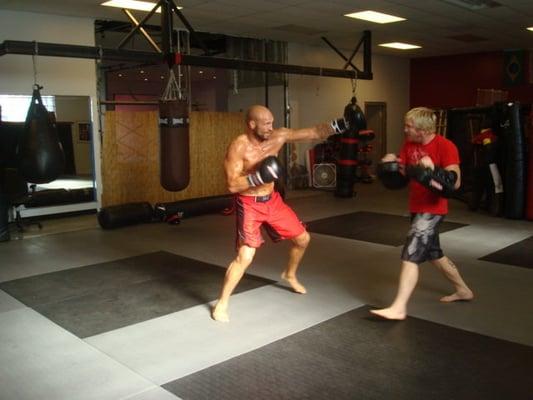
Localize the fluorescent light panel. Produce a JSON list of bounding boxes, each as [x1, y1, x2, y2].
[[527, 27, 533, 31], [345, 10, 405, 24], [379, 42, 421, 50], [101, 0, 182, 13]]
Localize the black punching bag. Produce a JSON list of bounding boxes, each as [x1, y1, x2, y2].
[[335, 97, 366, 198], [17, 85, 65, 184], [0, 187, 9, 242], [159, 99, 190, 191]]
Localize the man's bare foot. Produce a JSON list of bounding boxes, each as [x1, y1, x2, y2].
[[370, 308, 406, 320], [440, 289, 474, 303], [281, 272, 307, 294], [211, 303, 229, 322]]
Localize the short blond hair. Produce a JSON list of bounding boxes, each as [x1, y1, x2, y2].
[[405, 107, 436, 132]]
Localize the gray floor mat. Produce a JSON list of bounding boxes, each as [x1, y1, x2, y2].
[[0, 251, 274, 337], [164, 305, 533, 400], [306, 211, 467, 246], [479, 235, 533, 269]]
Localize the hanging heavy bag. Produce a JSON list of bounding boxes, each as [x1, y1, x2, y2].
[[17, 85, 65, 184], [159, 68, 190, 192], [0, 187, 9, 242], [159, 98, 190, 191]]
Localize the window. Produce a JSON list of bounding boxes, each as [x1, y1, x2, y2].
[[0, 94, 56, 122]]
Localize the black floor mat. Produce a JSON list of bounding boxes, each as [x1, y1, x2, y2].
[[164, 305, 533, 400], [306, 211, 467, 246], [479, 235, 533, 269], [0, 251, 274, 338]]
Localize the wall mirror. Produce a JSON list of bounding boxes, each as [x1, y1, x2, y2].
[[0, 94, 96, 213]]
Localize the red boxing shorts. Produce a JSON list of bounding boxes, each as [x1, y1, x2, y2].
[[235, 191, 306, 249]]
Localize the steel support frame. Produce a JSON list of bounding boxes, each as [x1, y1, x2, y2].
[[0, 39, 372, 79], [1, 0, 373, 81], [321, 31, 372, 78]]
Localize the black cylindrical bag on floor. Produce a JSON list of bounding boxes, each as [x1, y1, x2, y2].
[[97, 202, 153, 229]]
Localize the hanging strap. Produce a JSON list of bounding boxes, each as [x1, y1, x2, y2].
[[31, 84, 44, 106], [350, 70, 358, 97], [161, 68, 183, 101]]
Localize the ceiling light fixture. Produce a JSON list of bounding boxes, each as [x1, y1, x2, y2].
[[101, 0, 182, 13], [527, 27, 533, 32], [345, 10, 405, 24], [379, 42, 421, 50]]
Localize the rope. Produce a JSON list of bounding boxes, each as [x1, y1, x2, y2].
[[350, 70, 358, 96], [232, 70, 238, 94], [161, 68, 183, 101], [32, 41, 38, 88]]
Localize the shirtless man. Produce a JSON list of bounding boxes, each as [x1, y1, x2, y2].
[[211, 105, 349, 322]]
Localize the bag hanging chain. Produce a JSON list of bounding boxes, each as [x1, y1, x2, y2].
[[32, 41, 40, 91], [350, 70, 358, 97], [162, 68, 183, 101]]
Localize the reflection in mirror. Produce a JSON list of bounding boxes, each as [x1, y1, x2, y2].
[[0, 95, 96, 208]]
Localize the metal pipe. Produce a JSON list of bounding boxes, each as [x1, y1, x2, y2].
[[123, 9, 161, 53], [342, 36, 364, 71], [168, 0, 210, 55], [264, 40, 269, 107], [118, 0, 161, 49], [321, 37, 358, 71], [1, 40, 369, 79], [363, 30, 372, 78], [99, 100, 158, 105]]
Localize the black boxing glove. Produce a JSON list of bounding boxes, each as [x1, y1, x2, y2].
[[330, 117, 349, 134], [406, 165, 458, 197], [376, 161, 408, 190], [247, 156, 283, 187]]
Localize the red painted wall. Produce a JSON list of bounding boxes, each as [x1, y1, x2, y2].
[[410, 52, 533, 109]]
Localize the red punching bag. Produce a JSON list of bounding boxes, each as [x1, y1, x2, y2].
[[17, 85, 65, 184]]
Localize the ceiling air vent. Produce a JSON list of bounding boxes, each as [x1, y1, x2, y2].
[[440, 0, 501, 10]]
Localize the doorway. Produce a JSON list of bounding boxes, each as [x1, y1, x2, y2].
[[364, 102, 387, 174]]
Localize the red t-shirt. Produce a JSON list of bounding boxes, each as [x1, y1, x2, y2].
[[399, 134, 460, 215]]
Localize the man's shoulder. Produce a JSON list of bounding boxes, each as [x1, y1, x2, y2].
[[437, 134, 457, 149], [227, 134, 249, 153], [230, 133, 249, 145]]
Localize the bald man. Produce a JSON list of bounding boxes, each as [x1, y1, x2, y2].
[[212, 105, 349, 322]]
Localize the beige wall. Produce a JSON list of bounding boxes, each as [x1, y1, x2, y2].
[[223, 42, 410, 172], [287, 43, 410, 164], [0, 9, 411, 210]]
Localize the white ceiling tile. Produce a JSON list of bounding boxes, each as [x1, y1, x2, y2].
[[0, 0, 531, 57]]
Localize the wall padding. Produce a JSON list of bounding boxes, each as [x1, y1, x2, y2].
[[102, 110, 243, 206]]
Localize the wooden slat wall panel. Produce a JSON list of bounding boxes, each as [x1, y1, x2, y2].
[[102, 111, 243, 206]]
